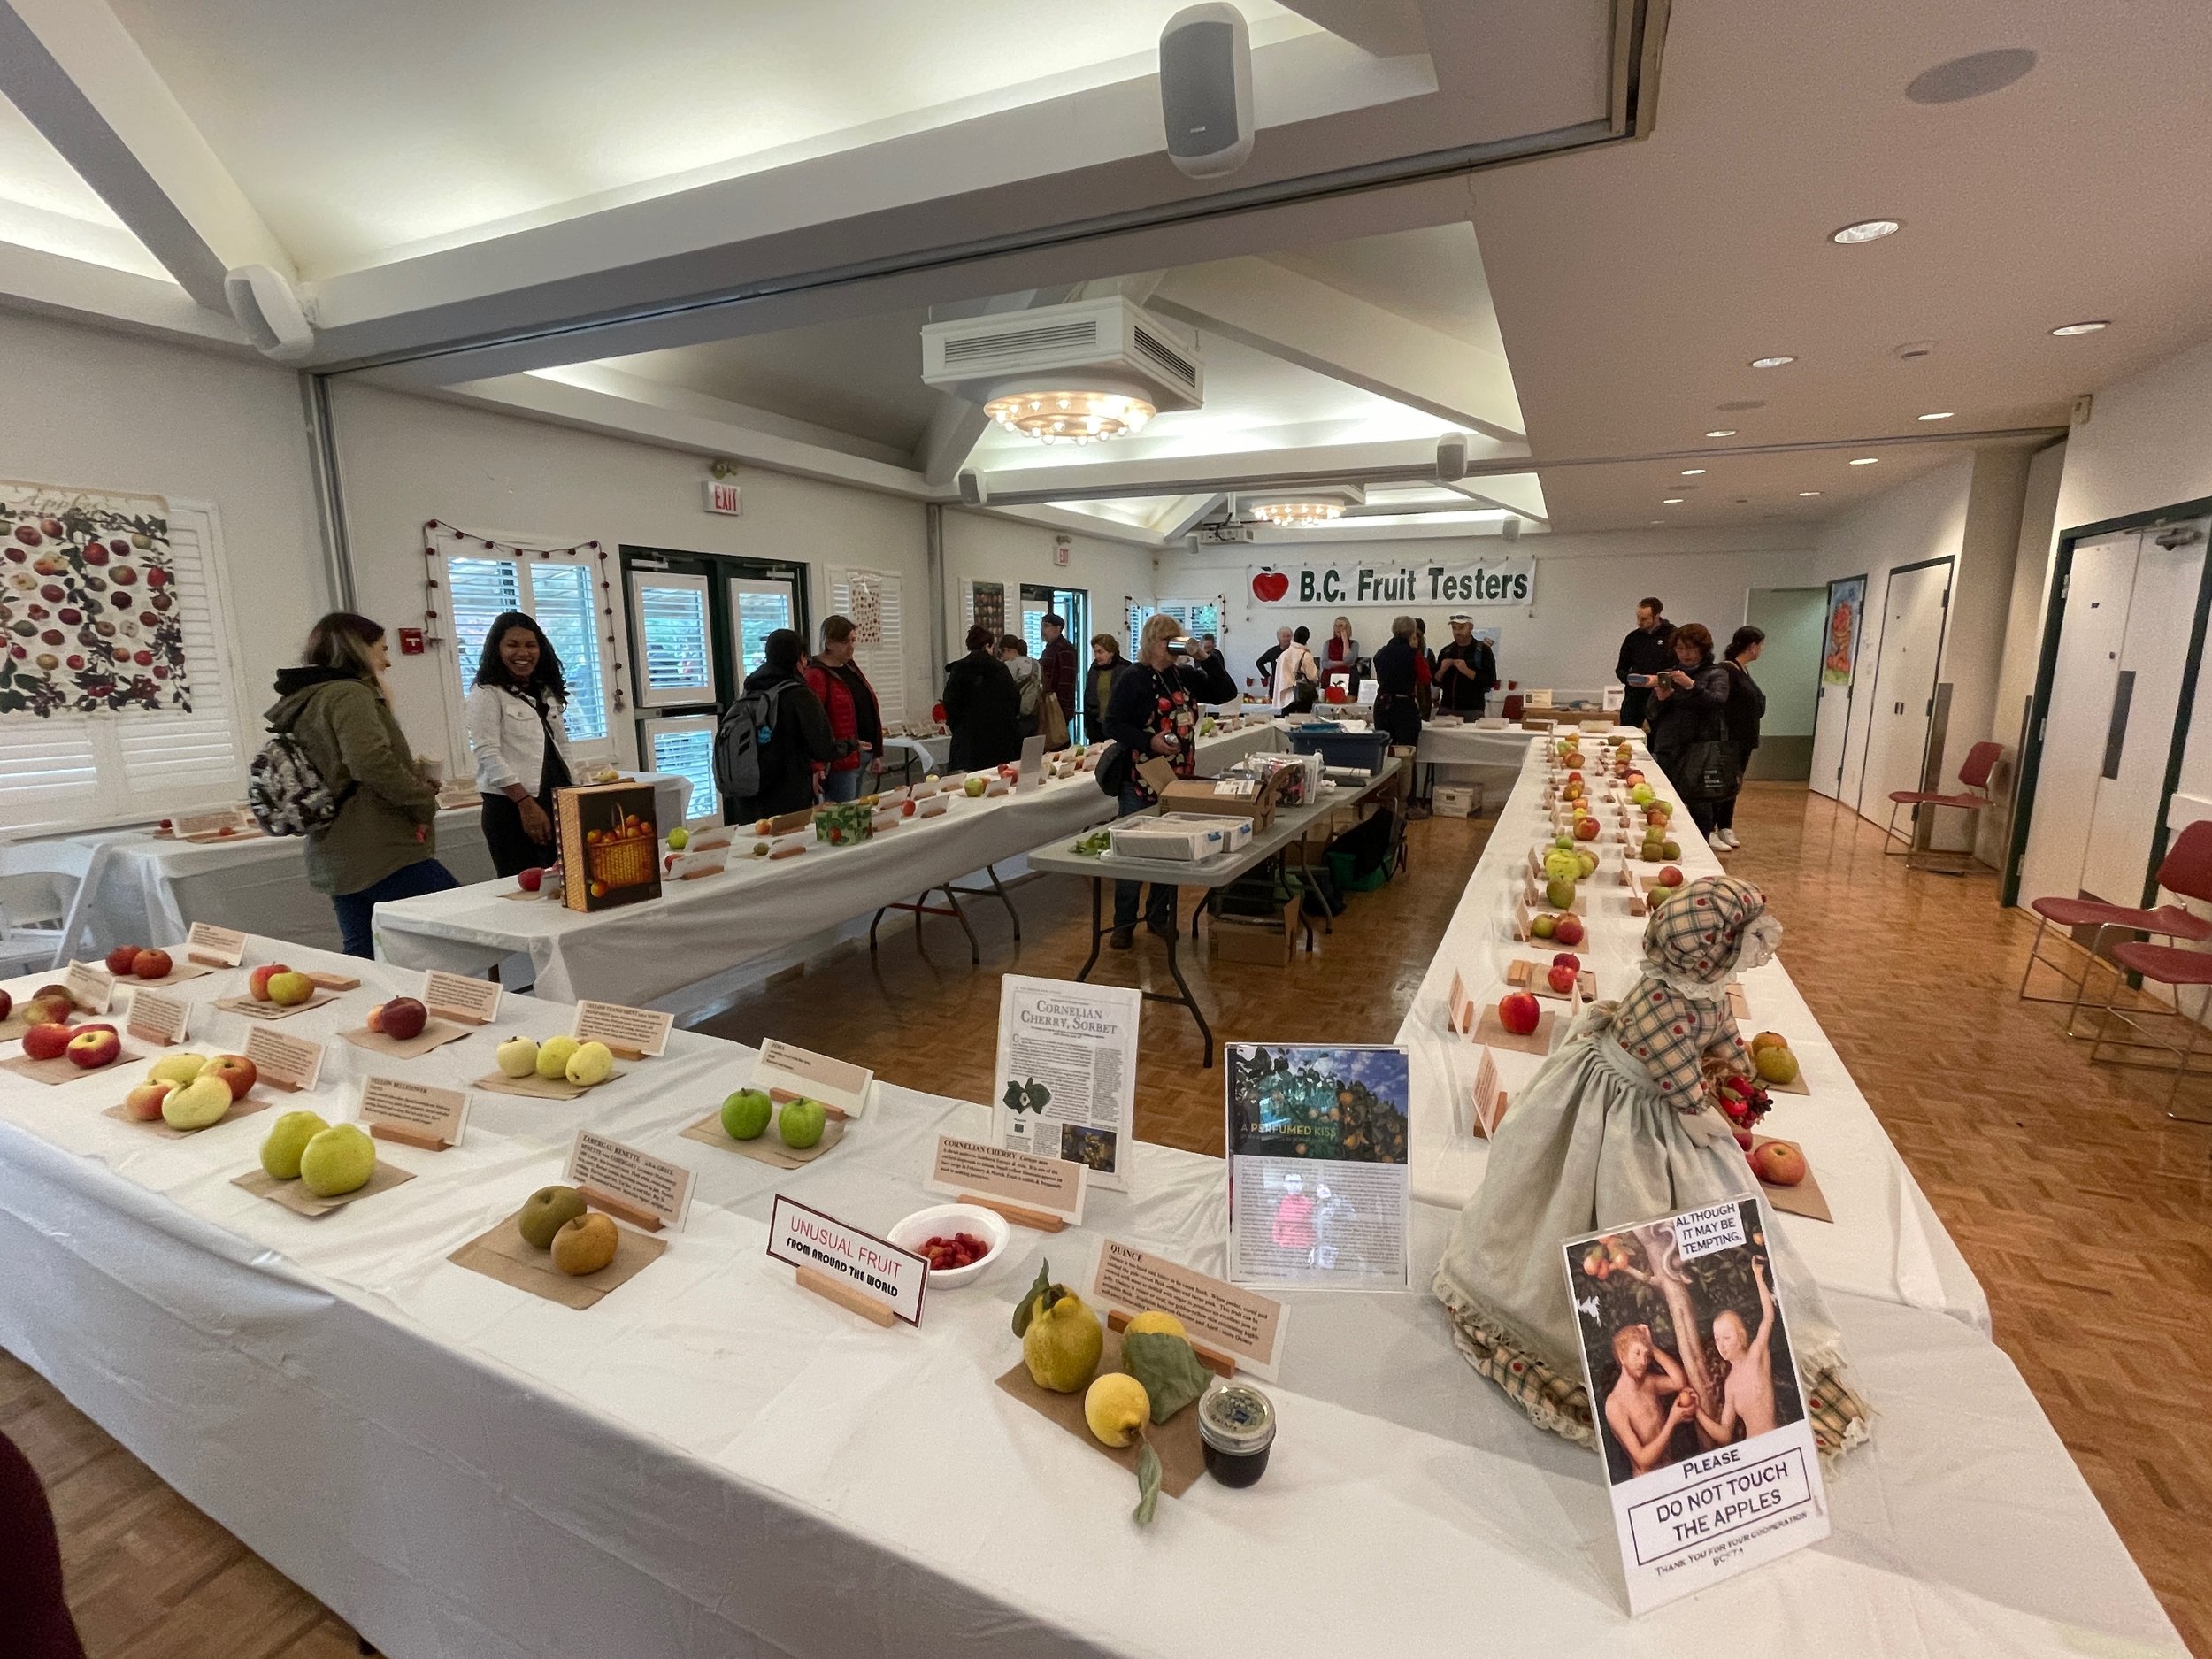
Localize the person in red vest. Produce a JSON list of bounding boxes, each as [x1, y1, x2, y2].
[[1037, 612, 1079, 746], [804, 614, 884, 803]]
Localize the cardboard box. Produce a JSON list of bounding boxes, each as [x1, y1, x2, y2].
[[1209, 895, 1300, 965], [1434, 784, 1482, 817], [1157, 772, 1284, 830], [1110, 813, 1248, 861], [557, 781, 663, 912]]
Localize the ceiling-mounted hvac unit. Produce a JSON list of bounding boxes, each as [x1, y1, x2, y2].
[[921, 296, 1203, 444]]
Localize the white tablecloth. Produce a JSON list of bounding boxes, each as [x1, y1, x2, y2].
[[45, 773, 691, 963], [1399, 741, 1989, 1330], [0, 940, 2181, 1659], [372, 769, 1120, 1004]]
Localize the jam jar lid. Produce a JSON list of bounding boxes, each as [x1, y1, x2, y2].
[[1198, 1381, 1276, 1454]]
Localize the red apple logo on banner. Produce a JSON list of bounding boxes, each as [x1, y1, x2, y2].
[[1252, 569, 1289, 603]]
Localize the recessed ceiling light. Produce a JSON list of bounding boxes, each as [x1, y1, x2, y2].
[[1848, 457, 1879, 465], [1798, 491, 1822, 497], [1662, 497, 1685, 504], [1749, 356, 1796, 369], [1680, 468, 1706, 476], [1832, 219, 1901, 244], [1907, 48, 2036, 105], [2051, 320, 2108, 336], [1916, 411, 1955, 421], [1705, 429, 1737, 438]]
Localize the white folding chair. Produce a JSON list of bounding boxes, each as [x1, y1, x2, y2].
[[0, 871, 77, 977]]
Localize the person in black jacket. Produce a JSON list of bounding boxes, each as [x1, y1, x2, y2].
[[1103, 613, 1239, 949], [1434, 614, 1498, 715], [733, 628, 835, 821], [1083, 634, 1133, 743], [1255, 626, 1292, 693], [1714, 626, 1767, 850], [1370, 615, 1424, 748], [1645, 621, 1732, 839], [1615, 597, 1678, 728], [942, 624, 1021, 771]]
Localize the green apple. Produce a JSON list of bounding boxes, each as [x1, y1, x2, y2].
[[517, 1184, 587, 1249], [162, 1073, 234, 1130], [779, 1096, 828, 1149], [496, 1035, 539, 1079], [1575, 850, 1598, 878], [666, 826, 690, 850], [535, 1034, 580, 1080], [1553, 833, 1573, 851], [565, 1040, 615, 1087], [1531, 911, 1558, 940], [299, 1123, 376, 1197], [1545, 876, 1578, 910], [964, 775, 988, 798], [259, 1110, 329, 1179], [720, 1087, 772, 1141], [1661, 840, 1682, 859], [1630, 783, 1655, 807]]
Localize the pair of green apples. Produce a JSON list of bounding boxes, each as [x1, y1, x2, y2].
[[718, 1087, 827, 1149]]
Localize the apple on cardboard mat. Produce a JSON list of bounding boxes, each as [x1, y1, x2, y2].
[[133, 948, 173, 980], [367, 997, 427, 1041], [104, 944, 143, 976], [65, 1027, 121, 1069], [201, 1054, 257, 1100], [249, 964, 292, 1002], [122, 1079, 173, 1122], [1498, 991, 1541, 1037], [22, 1022, 75, 1062], [1750, 1141, 1807, 1187]]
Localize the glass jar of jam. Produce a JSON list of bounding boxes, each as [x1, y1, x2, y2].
[[1198, 1381, 1276, 1488]]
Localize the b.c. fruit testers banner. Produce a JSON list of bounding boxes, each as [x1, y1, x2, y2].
[[1248, 557, 1535, 610]]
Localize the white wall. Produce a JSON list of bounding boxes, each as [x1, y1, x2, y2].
[[327, 383, 933, 772], [1166, 526, 1820, 700], [0, 309, 326, 711], [937, 509, 1156, 669]]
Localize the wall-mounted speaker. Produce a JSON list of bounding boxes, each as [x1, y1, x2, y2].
[[1435, 432, 1469, 483], [1160, 4, 1254, 180], [957, 470, 987, 506], [222, 265, 315, 362]]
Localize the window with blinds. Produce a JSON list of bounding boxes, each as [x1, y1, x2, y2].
[[1125, 601, 1220, 650], [633, 573, 716, 707], [0, 503, 249, 833], [641, 715, 718, 824], [446, 554, 610, 748], [829, 568, 907, 726]]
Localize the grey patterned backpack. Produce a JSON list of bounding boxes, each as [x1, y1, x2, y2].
[[247, 732, 345, 836]]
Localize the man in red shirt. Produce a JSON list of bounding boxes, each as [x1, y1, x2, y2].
[[1037, 612, 1079, 747], [804, 615, 884, 803]]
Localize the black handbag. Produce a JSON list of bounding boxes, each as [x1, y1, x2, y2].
[[1095, 740, 1132, 797], [1680, 737, 1739, 803]]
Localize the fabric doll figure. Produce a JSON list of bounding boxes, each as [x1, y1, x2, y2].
[[1433, 876, 1870, 1457]]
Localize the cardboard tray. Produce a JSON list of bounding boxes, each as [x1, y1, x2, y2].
[[100, 1089, 273, 1136], [472, 1066, 625, 1102], [1472, 1002, 1560, 1056], [340, 1018, 474, 1060], [215, 990, 340, 1021], [994, 1328, 1205, 1502], [449, 1205, 666, 1309], [5, 1044, 149, 1087], [680, 1110, 844, 1168], [1506, 957, 1598, 1002], [233, 1158, 417, 1217], [1750, 1135, 1831, 1222]]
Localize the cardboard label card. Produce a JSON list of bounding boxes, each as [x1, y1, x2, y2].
[[243, 1025, 325, 1093], [572, 1000, 673, 1058], [926, 1133, 1087, 1225], [126, 987, 192, 1048], [1447, 968, 1479, 1037], [1018, 733, 1048, 785], [755, 1040, 872, 1118], [65, 961, 114, 1014], [358, 1076, 470, 1148], [1471, 1046, 1508, 1138], [1563, 1199, 1830, 1616], [1090, 1240, 1286, 1380], [565, 1129, 692, 1231], [766, 1194, 927, 1326], [421, 970, 501, 1025], [185, 922, 247, 967]]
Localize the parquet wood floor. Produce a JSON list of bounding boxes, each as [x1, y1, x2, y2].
[[5, 782, 2208, 1655]]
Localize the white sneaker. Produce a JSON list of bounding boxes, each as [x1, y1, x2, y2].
[[1715, 828, 1739, 849]]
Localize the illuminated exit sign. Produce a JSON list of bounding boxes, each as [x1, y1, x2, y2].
[[703, 480, 742, 516]]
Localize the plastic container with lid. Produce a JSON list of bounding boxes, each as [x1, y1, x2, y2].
[[1197, 1380, 1276, 1488]]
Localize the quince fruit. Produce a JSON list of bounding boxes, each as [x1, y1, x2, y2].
[[1125, 1310, 1186, 1338], [1015, 1267, 1103, 1394], [1084, 1373, 1151, 1448], [1754, 1045, 1801, 1087]]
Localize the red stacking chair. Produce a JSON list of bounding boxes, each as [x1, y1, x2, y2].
[[1883, 741, 2002, 872], [2021, 820, 2212, 1037], [2079, 822, 2212, 1121]]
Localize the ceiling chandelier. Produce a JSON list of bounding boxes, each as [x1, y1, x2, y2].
[[1248, 499, 1347, 528], [982, 388, 1155, 445]]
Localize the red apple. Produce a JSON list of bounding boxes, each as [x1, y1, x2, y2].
[[518, 866, 543, 892], [105, 944, 143, 975], [132, 948, 173, 980], [1573, 816, 1600, 841], [31, 983, 73, 1010], [249, 963, 291, 1002], [1548, 964, 1578, 995], [1657, 865, 1685, 887], [1552, 952, 1581, 973], [123, 1080, 173, 1121], [200, 1054, 257, 1100], [1498, 991, 1542, 1037], [0, 988, 10, 1022], [22, 1022, 75, 1061], [1552, 914, 1586, 948], [1750, 1141, 1807, 1187], [375, 997, 427, 1041], [65, 1027, 121, 1069]]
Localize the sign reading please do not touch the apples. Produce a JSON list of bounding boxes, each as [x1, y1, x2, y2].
[[1248, 557, 1535, 609]]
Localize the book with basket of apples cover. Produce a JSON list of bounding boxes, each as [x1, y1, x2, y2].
[[557, 782, 662, 912]]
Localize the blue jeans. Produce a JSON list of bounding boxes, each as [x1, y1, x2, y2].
[[1113, 786, 1177, 931], [823, 765, 866, 803], [331, 857, 460, 959]]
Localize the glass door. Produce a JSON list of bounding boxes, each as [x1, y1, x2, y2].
[[1020, 583, 1089, 719], [731, 575, 800, 678]]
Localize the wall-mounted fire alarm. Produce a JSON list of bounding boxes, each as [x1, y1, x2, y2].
[[397, 628, 426, 656]]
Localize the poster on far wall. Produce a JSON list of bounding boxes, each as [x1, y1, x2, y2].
[[965, 579, 1006, 641], [1822, 576, 1864, 687], [0, 481, 188, 718]]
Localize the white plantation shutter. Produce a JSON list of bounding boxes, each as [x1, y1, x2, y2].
[[443, 550, 611, 753], [831, 567, 907, 726], [641, 714, 718, 824], [0, 503, 250, 833], [633, 573, 716, 707]]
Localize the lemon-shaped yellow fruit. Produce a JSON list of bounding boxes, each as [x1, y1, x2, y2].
[[1021, 1291, 1104, 1394], [1125, 1310, 1187, 1339], [1083, 1373, 1151, 1448], [1754, 1044, 1801, 1087]]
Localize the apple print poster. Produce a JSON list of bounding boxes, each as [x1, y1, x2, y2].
[[0, 481, 188, 718]]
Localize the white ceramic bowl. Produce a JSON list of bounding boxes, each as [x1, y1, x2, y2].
[[887, 1202, 1011, 1288]]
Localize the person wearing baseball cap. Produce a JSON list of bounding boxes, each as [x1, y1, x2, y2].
[[1434, 614, 1498, 716]]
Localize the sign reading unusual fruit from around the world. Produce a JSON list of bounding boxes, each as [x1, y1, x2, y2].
[[565, 1129, 693, 1232], [1247, 555, 1535, 610], [766, 1194, 927, 1326]]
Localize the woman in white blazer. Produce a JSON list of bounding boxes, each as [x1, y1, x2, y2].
[[465, 611, 573, 878]]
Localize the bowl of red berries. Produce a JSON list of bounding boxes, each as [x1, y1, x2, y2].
[[887, 1202, 1010, 1288]]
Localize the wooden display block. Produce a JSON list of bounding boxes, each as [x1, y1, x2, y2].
[[1507, 957, 1598, 1002], [578, 1184, 664, 1233], [958, 1194, 1066, 1233], [795, 1265, 897, 1327]]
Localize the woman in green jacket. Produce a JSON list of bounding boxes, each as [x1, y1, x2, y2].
[[265, 612, 457, 956]]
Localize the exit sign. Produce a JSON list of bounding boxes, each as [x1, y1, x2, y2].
[[704, 480, 742, 516]]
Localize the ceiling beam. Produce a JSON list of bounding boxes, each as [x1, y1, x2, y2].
[[0, 241, 251, 348], [1444, 478, 1549, 523], [1153, 493, 1230, 540], [1150, 256, 1525, 442], [979, 437, 1460, 504], [1275, 1, 1429, 58], [0, 0, 295, 310]]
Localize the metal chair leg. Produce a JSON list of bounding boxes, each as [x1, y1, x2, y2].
[[2061, 924, 2119, 1040]]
